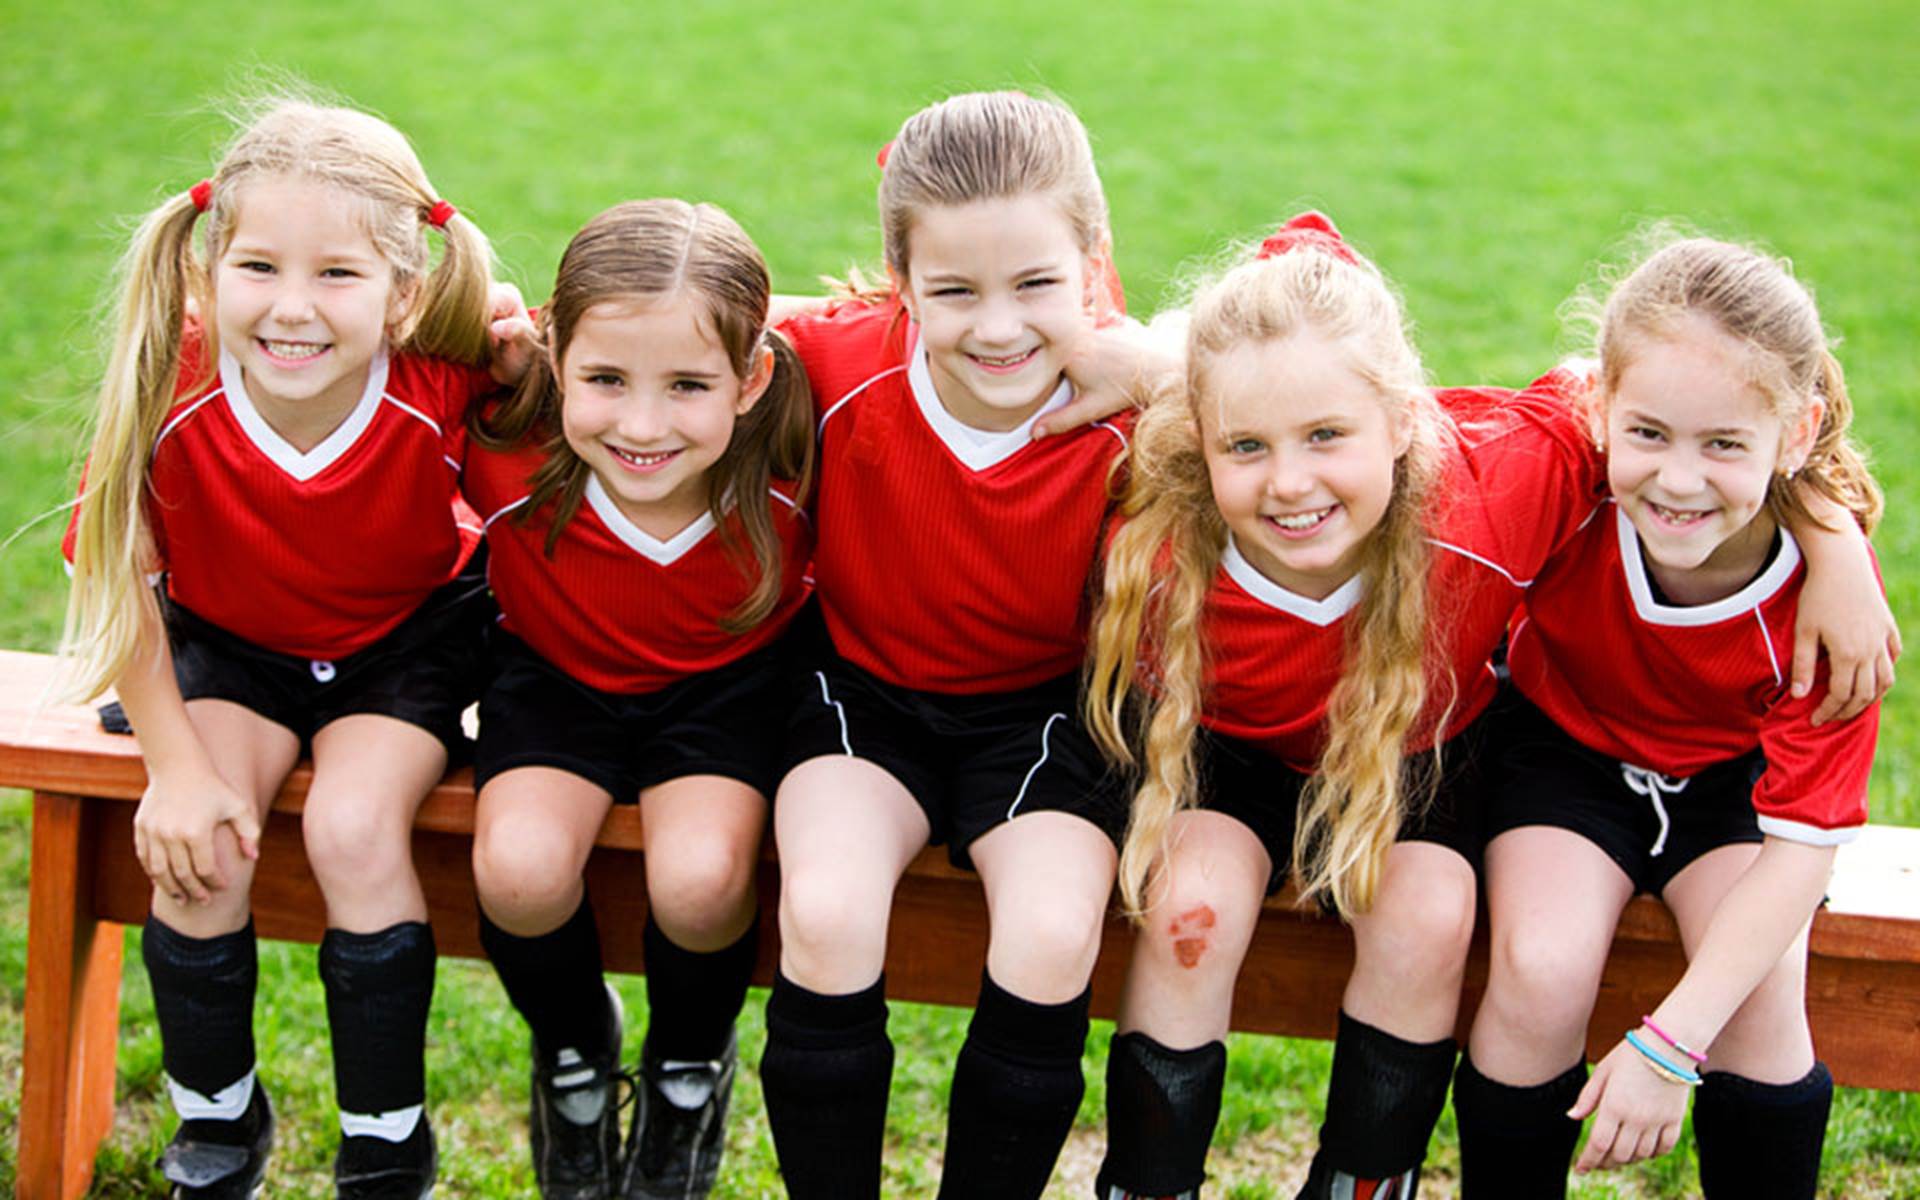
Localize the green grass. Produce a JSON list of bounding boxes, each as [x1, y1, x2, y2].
[[2, 0, 1916, 1194]]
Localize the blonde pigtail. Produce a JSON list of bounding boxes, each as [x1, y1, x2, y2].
[[713, 330, 816, 633], [1772, 350, 1882, 536], [403, 210, 494, 368], [61, 189, 211, 701]]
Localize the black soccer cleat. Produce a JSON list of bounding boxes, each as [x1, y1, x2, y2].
[[158, 1083, 274, 1199], [618, 1031, 737, 1200], [334, 1117, 437, 1200], [531, 985, 627, 1198]]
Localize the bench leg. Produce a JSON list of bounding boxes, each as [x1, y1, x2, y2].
[[18, 791, 125, 1200]]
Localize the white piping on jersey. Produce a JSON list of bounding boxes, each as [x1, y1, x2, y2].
[[483, 495, 531, 529], [1008, 712, 1066, 819], [583, 474, 716, 565], [814, 671, 854, 755], [1220, 536, 1364, 625], [1092, 419, 1130, 452], [217, 349, 392, 482], [152, 390, 223, 453], [1426, 538, 1531, 588], [1755, 814, 1861, 846], [818, 365, 907, 438], [338, 1103, 424, 1141], [770, 486, 813, 526], [906, 330, 1075, 472], [1755, 610, 1784, 688], [167, 1069, 255, 1121], [1619, 764, 1687, 857], [382, 394, 444, 437], [1614, 505, 1803, 627], [443, 455, 461, 473]]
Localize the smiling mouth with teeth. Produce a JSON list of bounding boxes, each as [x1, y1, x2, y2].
[[1266, 506, 1335, 532], [1649, 501, 1713, 526], [607, 445, 681, 468], [970, 349, 1037, 368], [260, 339, 327, 361]]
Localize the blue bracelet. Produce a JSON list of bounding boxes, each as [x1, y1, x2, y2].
[[1625, 1029, 1703, 1086]]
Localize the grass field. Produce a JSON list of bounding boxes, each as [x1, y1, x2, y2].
[[1, 0, 1916, 1194]]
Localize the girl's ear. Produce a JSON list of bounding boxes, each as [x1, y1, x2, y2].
[[889, 264, 915, 322], [1389, 404, 1416, 458], [386, 275, 422, 333], [1084, 227, 1122, 317], [1781, 392, 1827, 476], [736, 342, 775, 415]]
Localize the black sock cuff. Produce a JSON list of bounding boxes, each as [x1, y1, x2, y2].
[[767, 971, 888, 1047], [967, 970, 1091, 1064], [1112, 1029, 1228, 1073], [479, 889, 600, 955], [1337, 1010, 1456, 1064], [1701, 1061, 1834, 1106], [1454, 1053, 1586, 1126], [144, 915, 258, 971], [643, 910, 761, 969], [321, 920, 436, 973]]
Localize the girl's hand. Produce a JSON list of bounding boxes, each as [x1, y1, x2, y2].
[[1033, 317, 1183, 439], [132, 767, 261, 905], [1569, 1039, 1689, 1173], [1792, 566, 1899, 725], [486, 281, 540, 387]]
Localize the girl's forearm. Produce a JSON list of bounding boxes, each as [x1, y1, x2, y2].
[[112, 618, 212, 779]]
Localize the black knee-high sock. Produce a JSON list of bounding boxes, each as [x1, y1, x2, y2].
[[144, 916, 259, 1120], [643, 913, 759, 1060], [1296, 1011, 1457, 1199], [1692, 1063, 1832, 1200], [1452, 1053, 1585, 1199], [760, 971, 893, 1200], [478, 898, 613, 1060], [1095, 1031, 1228, 1198], [318, 922, 436, 1123], [937, 971, 1092, 1199]]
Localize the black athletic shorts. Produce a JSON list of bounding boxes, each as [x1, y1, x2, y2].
[[783, 648, 1130, 870], [1199, 704, 1494, 897], [163, 554, 491, 759], [1485, 691, 1764, 895], [474, 628, 791, 801]]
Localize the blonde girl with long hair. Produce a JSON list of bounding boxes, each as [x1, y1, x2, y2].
[[462, 199, 813, 1199], [1453, 237, 1886, 1198], [61, 98, 504, 1197], [758, 90, 1140, 1198], [1082, 216, 1890, 1200]]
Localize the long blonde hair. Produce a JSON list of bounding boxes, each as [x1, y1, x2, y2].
[[473, 200, 814, 633], [61, 97, 496, 701], [1595, 236, 1880, 534], [1088, 218, 1443, 918]]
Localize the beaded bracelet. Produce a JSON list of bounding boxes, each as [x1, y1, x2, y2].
[[1625, 1029, 1703, 1086], [1640, 1015, 1709, 1065]]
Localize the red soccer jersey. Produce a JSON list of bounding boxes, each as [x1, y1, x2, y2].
[[1195, 378, 1603, 767], [464, 437, 812, 695], [779, 300, 1130, 693], [1508, 501, 1875, 844], [67, 339, 492, 661]]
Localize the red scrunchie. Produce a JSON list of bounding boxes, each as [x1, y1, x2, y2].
[[1256, 210, 1359, 266], [426, 200, 457, 229], [876, 139, 895, 169], [188, 179, 214, 213]]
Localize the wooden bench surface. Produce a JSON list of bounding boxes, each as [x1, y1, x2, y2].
[[6, 647, 1920, 1197]]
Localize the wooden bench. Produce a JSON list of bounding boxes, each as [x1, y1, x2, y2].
[[5, 645, 1918, 1199]]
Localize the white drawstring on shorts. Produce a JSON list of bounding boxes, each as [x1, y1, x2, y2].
[[1620, 764, 1689, 857]]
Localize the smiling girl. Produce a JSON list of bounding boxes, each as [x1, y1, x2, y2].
[[1453, 237, 1884, 1198], [61, 98, 500, 1197], [463, 199, 813, 1199], [758, 91, 1136, 1198]]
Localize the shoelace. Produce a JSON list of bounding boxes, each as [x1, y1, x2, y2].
[[1620, 763, 1689, 857]]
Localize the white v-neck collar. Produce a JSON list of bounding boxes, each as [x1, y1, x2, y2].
[[584, 474, 716, 566], [1615, 505, 1801, 627], [906, 330, 1072, 471], [1222, 536, 1365, 625], [219, 349, 390, 482]]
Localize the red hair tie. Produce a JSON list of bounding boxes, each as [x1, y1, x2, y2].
[[876, 139, 895, 169], [1257, 210, 1359, 266], [188, 179, 214, 213], [426, 200, 457, 229]]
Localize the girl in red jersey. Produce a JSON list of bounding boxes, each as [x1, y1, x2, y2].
[[1081, 218, 1890, 1200], [61, 98, 503, 1197], [759, 91, 1138, 1198], [464, 199, 812, 1200], [1453, 238, 1886, 1199]]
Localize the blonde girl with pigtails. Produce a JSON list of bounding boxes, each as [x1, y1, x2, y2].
[[1454, 237, 1889, 1199], [62, 97, 508, 1198], [1080, 215, 1891, 1200]]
